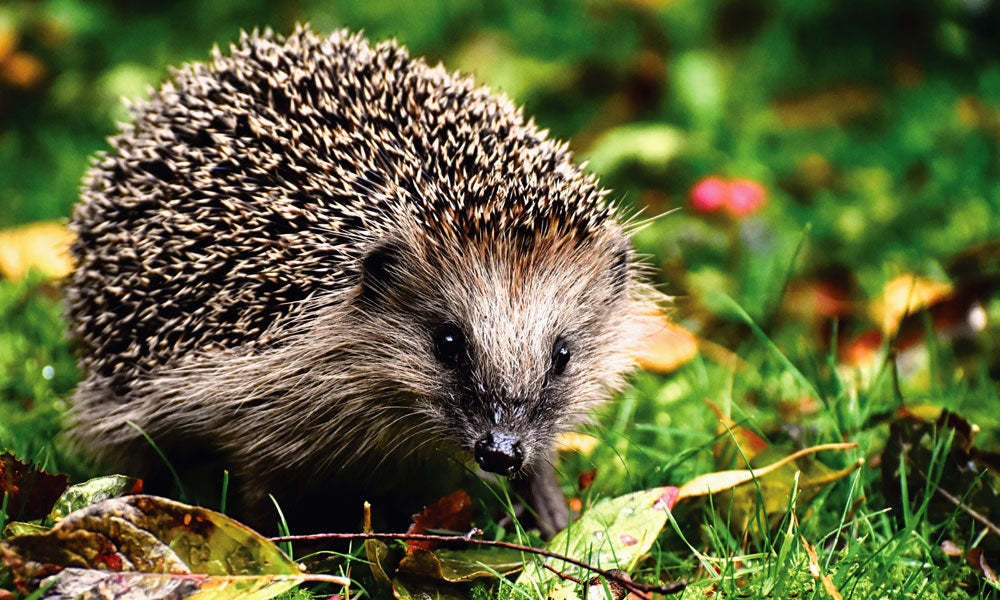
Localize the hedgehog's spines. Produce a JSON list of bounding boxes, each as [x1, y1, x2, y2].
[[67, 28, 651, 523]]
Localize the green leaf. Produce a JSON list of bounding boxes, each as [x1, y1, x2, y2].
[[46, 475, 142, 524], [398, 548, 524, 582], [2, 521, 49, 538], [514, 487, 678, 591], [673, 51, 726, 130], [364, 537, 397, 598], [584, 124, 686, 175], [391, 575, 469, 600]]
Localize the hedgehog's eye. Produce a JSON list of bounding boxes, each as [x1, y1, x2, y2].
[[434, 323, 466, 366], [551, 338, 571, 376]]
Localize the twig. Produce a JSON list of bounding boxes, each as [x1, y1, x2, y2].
[[541, 563, 584, 586], [271, 531, 687, 597], [932, 480, 1000, 537]]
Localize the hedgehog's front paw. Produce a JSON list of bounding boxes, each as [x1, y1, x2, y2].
[[510, 459, 569, 540]]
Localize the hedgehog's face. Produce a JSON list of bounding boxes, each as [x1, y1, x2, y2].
[[354, 230, 639, 477]]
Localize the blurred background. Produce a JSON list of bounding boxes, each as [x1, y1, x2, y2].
[[1, 0, 999, 486]]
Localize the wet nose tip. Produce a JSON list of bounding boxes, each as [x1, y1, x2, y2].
[[474, 430, 523, 476]]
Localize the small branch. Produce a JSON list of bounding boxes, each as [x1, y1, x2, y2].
[[932, 482, 1000, 538], [541, 563, 584, 586], [271, 531, 687, 597]]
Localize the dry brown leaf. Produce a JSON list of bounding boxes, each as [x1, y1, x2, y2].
[[405, 490, 472, 553], [0, 452, 69, 522], [940, 540, 963, 557], [0, 221, 74, 281], [966, 548, 998, 583], [800, 533, 843, 600]]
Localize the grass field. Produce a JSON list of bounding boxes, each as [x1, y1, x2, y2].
[[1, 0, 999, 598]]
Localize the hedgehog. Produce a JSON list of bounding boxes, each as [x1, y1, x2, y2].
[[66, 25, 659, 537]]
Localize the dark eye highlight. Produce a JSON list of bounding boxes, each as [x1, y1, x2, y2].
[[433, 323, 466, 366], [551, 338, 571, 376]]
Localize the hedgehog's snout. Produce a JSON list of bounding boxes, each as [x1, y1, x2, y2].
[[474, 430, 523, 476]]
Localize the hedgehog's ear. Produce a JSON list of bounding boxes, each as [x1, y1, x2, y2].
[[359, 240, 406, 301]]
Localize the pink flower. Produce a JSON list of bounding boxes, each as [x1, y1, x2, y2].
[[726, 178, 767, 217], [689, 176, 729, 214]]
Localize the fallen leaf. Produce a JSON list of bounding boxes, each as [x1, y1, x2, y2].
[[47, 475, 143, 524], [35, 568, 348, 600], [839, 330, 882, 368], [0, 495, 346, 600], [0, 453, 69, 522], [390, 575, 469, 600], [800, 534, 843, 600], [940, 540, 963, 557], [556, 433, 600, 456], [364, 537, 396, 597], [1, 51, 45, 88], [546, 582, 581, 600], [515, 486, 679, 591], [676, 443, 858, 499], [965, 548, 997, 584], [704, 398, 769, 464], [405, 490, 472, 553], [2, 522, 49, 538], [397, 547, 523, 582], [896, 404, 944, 424], [632, 312, 699, 374], [0, 222, 74, 281], [871, 275, 952, 336]]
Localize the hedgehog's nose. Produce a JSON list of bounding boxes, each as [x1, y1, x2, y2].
[[475, 431, 523, 476]]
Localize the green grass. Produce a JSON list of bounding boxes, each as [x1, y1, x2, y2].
[[6, 269, 996, 598]]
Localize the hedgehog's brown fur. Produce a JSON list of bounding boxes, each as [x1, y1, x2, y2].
[[66, 26, 658, 535]]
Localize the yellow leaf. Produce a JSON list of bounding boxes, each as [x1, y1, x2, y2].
[[898, 403, 943, 422], [871, 274, 952, 335], [0, 221, 74, 281], [704, 398, 769, 464], [546, 582, 581, 600], [632, 312, 698, 373], [676, 442, 858, 500], [555, 432, 600, 456], [0, 22, 17, 64]]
